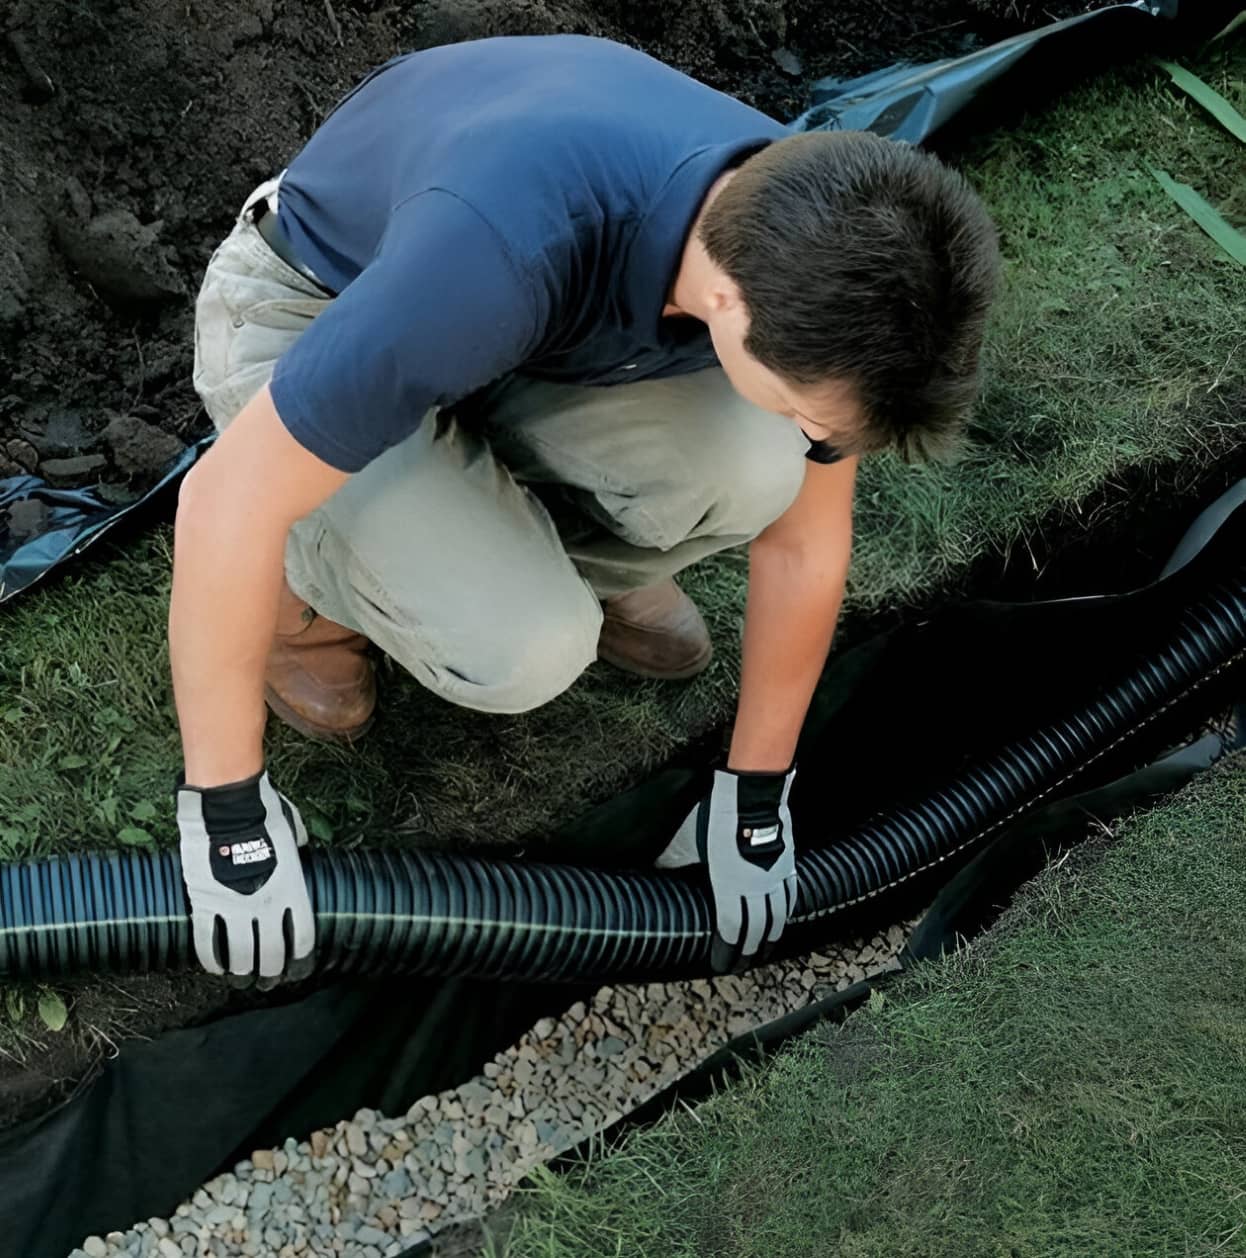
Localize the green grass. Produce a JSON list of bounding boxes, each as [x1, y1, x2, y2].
[[0, 42, 1243, 863], [497, 749, 1246, 1258]]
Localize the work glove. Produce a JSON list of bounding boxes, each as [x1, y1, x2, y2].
[[658, 766, 798, 973], [176, 769, 315, 990]]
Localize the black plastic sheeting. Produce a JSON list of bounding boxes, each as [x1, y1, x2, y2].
[[0, 0, 1224, 602], [3, 479, 1245, 1257], [0, 438, 208, 602], [788, 0, 1229, 140]]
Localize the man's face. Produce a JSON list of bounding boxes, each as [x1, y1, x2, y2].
[[706, 293, 864, 455]]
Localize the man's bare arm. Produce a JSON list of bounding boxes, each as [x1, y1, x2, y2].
[[170, 384, 349, 786], [727, 453, 858, 772]]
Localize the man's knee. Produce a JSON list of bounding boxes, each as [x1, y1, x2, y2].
[[708, 417, 808, 537], [453, 603, 603, 713], [635, 413, 807, 549], [340, 554, 603, 715]]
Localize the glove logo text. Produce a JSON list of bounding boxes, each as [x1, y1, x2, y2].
[[228, 839, 274, 866], [745, 824, 779, 847]]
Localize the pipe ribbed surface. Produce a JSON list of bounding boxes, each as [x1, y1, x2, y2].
[[3, 569, 1245, 983]]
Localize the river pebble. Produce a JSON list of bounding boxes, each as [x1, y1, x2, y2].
[[73, 922, 913, 1254]]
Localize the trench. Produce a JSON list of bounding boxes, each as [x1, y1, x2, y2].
[[3, 475, 1244, 1258]]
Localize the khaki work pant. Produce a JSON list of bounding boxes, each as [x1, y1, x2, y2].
[[192, 178, 809, 714]]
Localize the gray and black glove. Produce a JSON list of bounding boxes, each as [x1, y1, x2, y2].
[[659, 766, 798, 973], [176, 769, 315, 988]]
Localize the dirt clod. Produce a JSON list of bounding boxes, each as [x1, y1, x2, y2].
[[55, 209, 186, 308], [104, 414, 187, 480], [40, 452, 106, 485], [4, 438, 38, 472], [97, 482, 142, 507], [771, 46, 803, 76], [29, 410, 92, 458], [0, 243, 31, 329], [5, 497, 48, 540]]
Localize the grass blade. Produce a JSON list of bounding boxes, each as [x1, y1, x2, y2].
[[1211, 11, 1245, 42], [1148, 165, 1246, 267], [1155, 60, 1246, 144]]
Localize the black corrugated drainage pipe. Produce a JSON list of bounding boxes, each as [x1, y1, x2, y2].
[[4, 543, 1245, 984]]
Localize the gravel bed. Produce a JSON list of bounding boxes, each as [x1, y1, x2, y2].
[[71, 922, 913, 1258]]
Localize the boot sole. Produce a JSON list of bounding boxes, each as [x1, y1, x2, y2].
[[596, 639, 714, 681], [264, 684, 376, 745]]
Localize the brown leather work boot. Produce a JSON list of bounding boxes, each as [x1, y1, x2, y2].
[[597, 578, 713, 680], [265, 580, 377, 743]]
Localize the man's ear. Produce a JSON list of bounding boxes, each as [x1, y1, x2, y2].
[[708, 273, 745, 316]]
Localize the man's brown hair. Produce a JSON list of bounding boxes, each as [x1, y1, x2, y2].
[[699, 131, 1001, 464]]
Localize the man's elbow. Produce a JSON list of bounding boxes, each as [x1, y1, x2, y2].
[[175, 459, 211, 539], [176, 457, 209, 518], [175, 450, 258, 547], [175, 455, 241, 535], [752, 513, 853, 564]]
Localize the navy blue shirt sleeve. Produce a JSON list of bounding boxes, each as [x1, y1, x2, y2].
[[269, 189, 543, 473]]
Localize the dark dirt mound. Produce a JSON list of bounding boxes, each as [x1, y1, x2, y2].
[[0, 0, 1093, 501]]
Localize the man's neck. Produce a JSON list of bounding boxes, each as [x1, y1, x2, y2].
[[665, 168, 736, 320]]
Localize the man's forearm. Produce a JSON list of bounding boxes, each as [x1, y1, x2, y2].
[[169, 386, 352, 788], [727, 528, 851, 772], [169, 469, 283, 786]]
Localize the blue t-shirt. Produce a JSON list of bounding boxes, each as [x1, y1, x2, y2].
[[269, 35, 786, 473]]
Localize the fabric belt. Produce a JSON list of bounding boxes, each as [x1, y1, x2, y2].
[[250, 199, 332, 294]]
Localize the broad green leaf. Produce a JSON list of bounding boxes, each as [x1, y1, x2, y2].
[[1155, 60, 1246, 144], [58, 754, 90, 770], [117, 826, 153, 847], [37, 990, 68, 1033], [130, 800, 159, 822], [1148, 166, 1246, 267]]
